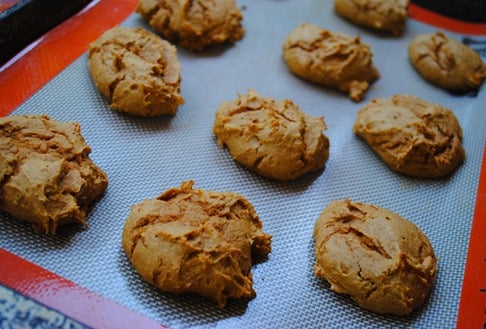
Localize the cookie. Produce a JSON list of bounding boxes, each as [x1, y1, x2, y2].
[[408, 32, 486, 92], [122, 181, 271, 308], [0, 115, 108, 234], [213, 89, 330, 181], [282, 23, 379, 102], [88, 26, 184, 116], [136, 0, 244, 50], [353, 95, 465, 178], [314, 199, 437, 316], [334, 0, 409, 36]]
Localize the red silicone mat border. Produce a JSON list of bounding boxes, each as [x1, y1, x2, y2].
[[0, 248, 164, 329], [409, 3, 486, 35], [456, 145, 486, 329], [0, 0, 17, 12], [0, 1, 485, 328]]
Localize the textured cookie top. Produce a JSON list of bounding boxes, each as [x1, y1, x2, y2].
[[88, 26, 184, 116], [334, 0, 409, 35], [213, 89, 330, 181], [409, 32, 486, 92], [0, 115, 108, 234], [353, 95, 465, 178], [136, 0, 244, 50], [314, 199, 437, 316], [122, 181, 271, 308], [283, 23, 379, 102]]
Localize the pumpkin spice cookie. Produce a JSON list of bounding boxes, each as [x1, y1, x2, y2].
[[409, 32, 486, 92], [334, 0, 409, 36], [353, 95, 465, 178], [213, 89, 330, 181], [88, 26, 184, 116], [282, 23, 379, 102], [0, 115, 108, 234], [136, 0, 245, 50], [314, 199, 437, 316], [122, 181, 272, 308]]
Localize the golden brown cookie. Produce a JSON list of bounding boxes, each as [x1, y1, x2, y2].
[[213, 89, 330, 181], [314, 199, 437, 316], [136, 0, 244, 50], [408, 32, 486, 92], [353, 95, 465, 178], [0, 115, 108, 234], [88, 26, 184, 117], [122, 181, 272, 308], [334, 0, 409, 36], [282, 23, 379, 102]]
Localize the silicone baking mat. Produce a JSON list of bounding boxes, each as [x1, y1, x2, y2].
[[1, 1, 485, 328]]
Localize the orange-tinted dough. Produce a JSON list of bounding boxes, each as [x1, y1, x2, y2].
[[136, 0, 244, 50], [314, 199, 437, 316], [213, 89, 330, 181], [122, 181, 271, 308], [353, 95, 465, 178], [409, 32, 486, 92], [0, 115, 108, 234], [283, 23, 379, 102], [334, 0, 409, 36], [88, 27, 184, 116]]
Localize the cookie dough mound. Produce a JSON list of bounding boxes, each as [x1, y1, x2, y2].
[[122, 181, 272, 308], [354, 95, 465, 178], [314, 199, 437, 316], [334, 0, 409, 36], [409, 32, 486, 92], [136, 0, 244, 50], [88, 26, 184, 116], [213, 89, 330, 181], [0, 115, 108, 234], [283, 24, 380, 102]]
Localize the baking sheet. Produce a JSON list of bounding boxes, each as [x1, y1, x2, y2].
[[1, 1, 485, 328]]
